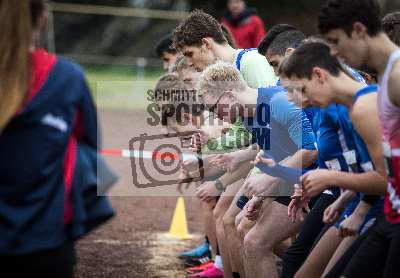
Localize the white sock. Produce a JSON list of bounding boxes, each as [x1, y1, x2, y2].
[[214, 255, 224, 271]]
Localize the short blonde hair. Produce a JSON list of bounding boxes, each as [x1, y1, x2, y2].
[[198, 61, 246, 99]]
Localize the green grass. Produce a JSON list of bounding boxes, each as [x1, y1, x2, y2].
[[83, 64, 163, 110]]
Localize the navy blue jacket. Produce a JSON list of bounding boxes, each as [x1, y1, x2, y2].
[[0, 50, 114, 255]]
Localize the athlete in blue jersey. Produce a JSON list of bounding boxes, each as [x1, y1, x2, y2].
[[255, 27, 383, 277], [280, 41, 386, 278], [198, 59, 317, 277]]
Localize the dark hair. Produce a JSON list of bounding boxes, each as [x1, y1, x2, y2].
[[357, 65, 378, 84], [30, 0, 45, 28], [155, 34, 177, 57], [173, 10, 227, 51], [280, 42, 342, 79], [267, 30, 306, 56], [318, 0, 382, 36], [257, 24, 298, 55], [382, 12, 400, 46], [221, 24, 237, 48]]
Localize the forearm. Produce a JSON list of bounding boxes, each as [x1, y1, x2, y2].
[[256, 163, 302, 184], [218, 162, 253, 188], [331, 171, 387, 195], [233, 144, 259, 163], [352, 200, 372, 219], [279, 149, 317, 169], [337, 189, 356, 205]]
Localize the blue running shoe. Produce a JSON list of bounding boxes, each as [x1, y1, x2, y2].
[[179, 242, 210, 259]]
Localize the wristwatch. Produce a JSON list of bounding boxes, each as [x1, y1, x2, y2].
[[214, 179, 225, 192]]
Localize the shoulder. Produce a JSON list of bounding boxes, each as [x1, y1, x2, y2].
[[241, 51, 276, 86], [241, 50, 268, 66], [270, 90, 294, 110], [250, 15, 264, 24], [270, 90, 301, 123], [388, 59, 400, 107], [55, 57, 87, 81], [352, 87, 378, 120]]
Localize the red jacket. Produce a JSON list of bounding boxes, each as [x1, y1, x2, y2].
[[221, 9, 266, 49]]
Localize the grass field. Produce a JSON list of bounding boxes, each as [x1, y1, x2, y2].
[[84, 65, 163, 110]]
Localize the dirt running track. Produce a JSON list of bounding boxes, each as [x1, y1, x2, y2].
[[75, 109, 203, 278]]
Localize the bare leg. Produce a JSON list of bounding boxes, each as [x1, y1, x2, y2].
[[213, 180, 242, 278], [236, 211, 255, 240], [295, 227, 343, 278], [243, 200, 304, 278], [274, 238, 291, 258], [322, 235, 357, 277], [200, 199, 217, 257], [223, 183, 249, 277]]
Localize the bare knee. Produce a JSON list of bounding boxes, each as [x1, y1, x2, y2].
[[235, 210, 245, 229], [200, 199, 214, 211], [222, 211, 235, 230], [236, 220, 248, 240], [244, 231, 271, 256], [213, 205, 223, 221]]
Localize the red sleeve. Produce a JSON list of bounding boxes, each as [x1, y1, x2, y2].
[[252, 15, 266, 47]]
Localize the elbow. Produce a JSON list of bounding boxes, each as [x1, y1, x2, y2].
[[302, 149, 318, 168]]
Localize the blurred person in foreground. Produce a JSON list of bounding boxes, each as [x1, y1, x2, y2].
[[0, 1, 114, 277]]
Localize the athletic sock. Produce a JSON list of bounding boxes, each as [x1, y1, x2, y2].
[[214, 255, 224, 271], [232, 272, 241, 278]]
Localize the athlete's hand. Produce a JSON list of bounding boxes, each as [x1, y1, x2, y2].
[[288, 185, 310, 223], [251, 150, 276, 167], [177, 160, 204, 193], [323, 199, 346, 224], [195, 181, 220, 203], [243, 173, 272, 197], [301, 169, 333, 198], [190, 130, 209, 151], [181, 159, 201, 172], [245, 196, 264, 221], [210, 152, 241, 172], [338, 213, 364, 237]]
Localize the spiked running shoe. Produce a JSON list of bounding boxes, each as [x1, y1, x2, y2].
[[186, 261, 214, 274], [179, 242, 210, 259], [188, 265, 224, 278], [184, 255, 212, 268]]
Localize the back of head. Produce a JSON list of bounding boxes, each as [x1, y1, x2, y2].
[[220, 24, 237, 48], [173, 10, 227, 51], [267, 30, 306, 56], [0, 0, 33, 130], [155, 34, 177, 58], [318, 0, 382, 36], [154, 73, 201, 118], [382, 12, 400, 46], [280, 42, 342, 80], [198, 61, 245, 99], [258, 24, 298, 55]]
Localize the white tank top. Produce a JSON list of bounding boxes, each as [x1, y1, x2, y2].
[[379, 48, 400, 222], [378, 49, 400, 143]]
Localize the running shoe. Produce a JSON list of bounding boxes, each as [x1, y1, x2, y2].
[[186, 261, 214, 274], [179, 242, 210, 259], [184, 255, 212, 268], [188, 265, 224, 278]]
